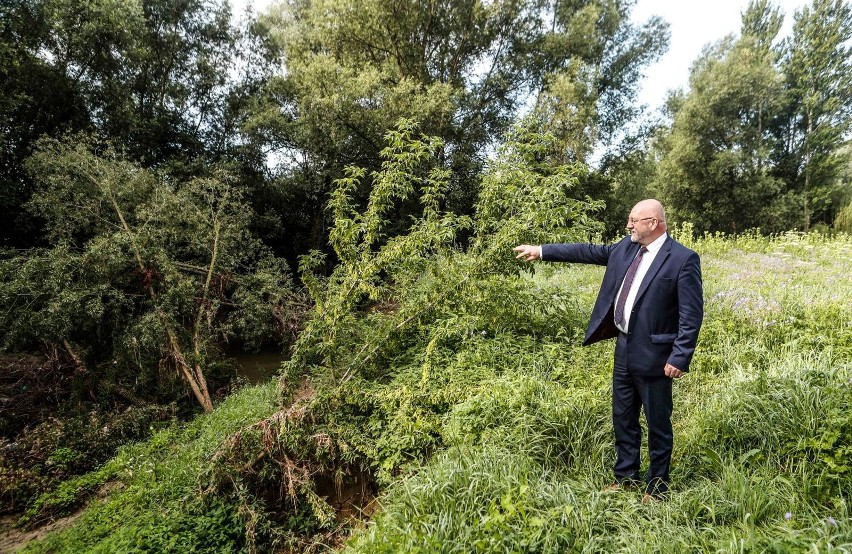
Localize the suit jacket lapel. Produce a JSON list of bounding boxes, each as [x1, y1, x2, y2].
[[634, 237, 672, 304]]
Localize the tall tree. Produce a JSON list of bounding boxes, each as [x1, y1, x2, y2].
[[36, 0, 238, 167], [777, 0, 852, 229], [242, 0, 667, 253], [654, 1, 791, 233], [532, 0, 668, 163], [0, 0, 241, 247], [0, 0, 90, 246], [833, 144, 852, 231]]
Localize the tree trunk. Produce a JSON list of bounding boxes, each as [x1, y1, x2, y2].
[[62, 339, 88, 374], [102, 178, 214, 412], [804, 107, 813, 232]]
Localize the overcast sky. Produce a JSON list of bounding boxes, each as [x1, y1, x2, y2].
[[632, 0, 807, 111], [232, 0, 810, 112]]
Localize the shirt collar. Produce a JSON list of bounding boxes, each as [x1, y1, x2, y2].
[[643, 232, 668, 254]]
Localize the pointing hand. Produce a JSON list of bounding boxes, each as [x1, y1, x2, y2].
[[513, 245, 541, 262]]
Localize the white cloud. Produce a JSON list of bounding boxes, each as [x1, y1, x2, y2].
[[632, 0, 807, 111]]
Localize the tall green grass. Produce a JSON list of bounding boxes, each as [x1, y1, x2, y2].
[[345, 232, 852, 553]]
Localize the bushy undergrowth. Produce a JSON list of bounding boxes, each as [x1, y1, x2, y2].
[[343, 230, 852, 553], [19, 125, 852, 552], [19, 381, 280, 553], [0, 403, 173, 518], [340, 232, 851, 553]]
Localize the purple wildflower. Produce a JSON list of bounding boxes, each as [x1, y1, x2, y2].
[[784, 512, 792, 520], [827, 517, 837, 526]]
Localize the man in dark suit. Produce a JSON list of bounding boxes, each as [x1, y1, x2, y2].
[[512, 199, 703, 501]]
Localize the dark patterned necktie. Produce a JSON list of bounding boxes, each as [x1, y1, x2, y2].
[[614, 246, 648, 326]]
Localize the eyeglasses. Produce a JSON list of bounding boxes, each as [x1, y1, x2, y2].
[[627, 217, 656, 225]]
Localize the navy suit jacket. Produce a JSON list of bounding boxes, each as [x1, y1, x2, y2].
[[542, 235, 703, 376]]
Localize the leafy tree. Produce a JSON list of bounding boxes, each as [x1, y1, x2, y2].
[[34, 0, 238, 167], [741, 0, 784, 53], [242, 0, 666, 252], [531, 0, 669, 162], [832, 144, 852, 231], [0, 0, 241, 247], [0, 138, 300, 412], [205, 121, 601, 548], [0, 0, 90, 246], [653, 1, 792, 233], [597, 142, 660, 237], [653, 0, 852, 233], [777, 0, 852, 229]]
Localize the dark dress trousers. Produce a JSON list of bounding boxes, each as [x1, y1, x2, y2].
[[541, 235, 703, 495]]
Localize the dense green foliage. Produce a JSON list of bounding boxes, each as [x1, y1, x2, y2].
[[243, 0, 667, 250], [2, 0, 852, 551], [17, 127, 852, 552], [0, 0, 240, 246], [1, 139, 299, 409], [0, 399, 173, 516], [654, 1, 789, 233], [780, 0, 852, 229], [20, 230, 852, 553], [0, 140, 301, 514]]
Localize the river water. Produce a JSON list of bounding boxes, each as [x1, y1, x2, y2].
[[230, 350, 284, 383]]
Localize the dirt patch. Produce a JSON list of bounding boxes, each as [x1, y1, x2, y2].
[[289, 378, 315, 408], [0, 511, 81, 553], [314, 471, 377, 523], [286, 380, 379, 523]]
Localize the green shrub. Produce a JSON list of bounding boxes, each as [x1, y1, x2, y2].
[[1, 405, 172, 517]]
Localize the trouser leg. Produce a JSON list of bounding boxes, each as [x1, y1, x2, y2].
[[636, 374, 673, 496], [612, 334, 641, 483]]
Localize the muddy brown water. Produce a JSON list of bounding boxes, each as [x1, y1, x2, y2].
[[230, 350, 284, 383]]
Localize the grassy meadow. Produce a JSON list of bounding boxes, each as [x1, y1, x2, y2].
[[344, 230, 852, 553], [18, 230, 852, 553]]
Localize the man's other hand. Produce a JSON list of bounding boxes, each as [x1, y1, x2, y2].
[[513, 245, 541, 262], [664, 363, 684, 379]]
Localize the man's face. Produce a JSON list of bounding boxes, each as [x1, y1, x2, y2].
[[626, 212, 657, 245]]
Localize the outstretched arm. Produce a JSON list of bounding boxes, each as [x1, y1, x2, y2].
[[513, 242, 617, 265], [539, 242, 615, 265]]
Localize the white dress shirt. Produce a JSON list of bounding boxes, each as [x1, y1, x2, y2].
[[615, 232, 668, 333]]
